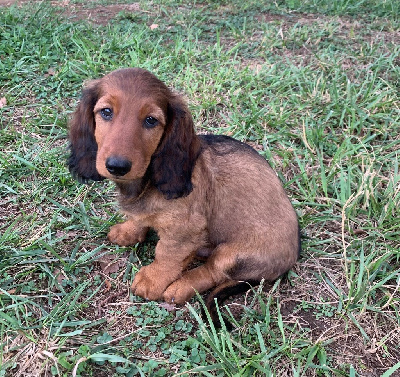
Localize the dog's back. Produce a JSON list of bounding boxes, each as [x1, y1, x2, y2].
[[196, 134, 300, 282]]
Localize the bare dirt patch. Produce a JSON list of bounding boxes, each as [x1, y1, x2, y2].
[[56, 1, 141, 26], [0, 0, 141, 25]]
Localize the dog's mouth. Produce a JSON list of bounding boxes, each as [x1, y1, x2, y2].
[[107, 171, 147, 183], [111, 176, 131, 181]]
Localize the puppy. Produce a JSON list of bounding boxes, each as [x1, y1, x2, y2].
[[68, 68, 300, 326]]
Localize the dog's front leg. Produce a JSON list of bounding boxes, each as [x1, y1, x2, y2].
[[131, 240, 194, 301]]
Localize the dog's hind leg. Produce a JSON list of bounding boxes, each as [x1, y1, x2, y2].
[[163, 240, 294, 305], [163, 243, 244, 304]]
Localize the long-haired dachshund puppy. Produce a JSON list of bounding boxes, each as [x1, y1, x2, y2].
[[69, 68, 300, 326]]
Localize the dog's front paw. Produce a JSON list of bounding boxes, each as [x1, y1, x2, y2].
[[107, 222, 147, 246], [163, 279, 196, 304], [131, 265, 169, 301]]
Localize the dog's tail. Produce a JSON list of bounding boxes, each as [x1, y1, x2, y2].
[[204, 280, 260, 331]]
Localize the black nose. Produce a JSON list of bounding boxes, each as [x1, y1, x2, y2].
[[105, 156, 132, 177]]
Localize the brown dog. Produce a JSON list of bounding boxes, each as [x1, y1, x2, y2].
[[68, 68, 300, 324]]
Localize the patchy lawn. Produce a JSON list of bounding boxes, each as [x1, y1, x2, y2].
[[1, 0, 399, 376]]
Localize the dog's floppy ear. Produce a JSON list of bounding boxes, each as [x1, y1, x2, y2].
[[150, 97, 201, 199], [68, 81, 104, 182]]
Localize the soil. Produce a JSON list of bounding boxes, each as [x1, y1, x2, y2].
[[0, 0, 141, 25]]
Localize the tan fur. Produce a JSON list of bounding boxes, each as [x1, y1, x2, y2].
[[68, 68, 300, 308]]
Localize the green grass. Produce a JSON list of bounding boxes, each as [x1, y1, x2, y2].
[[1, 0, 399, 376]]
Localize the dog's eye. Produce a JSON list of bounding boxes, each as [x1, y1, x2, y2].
[[100, 108, 113, 121], [144, 116, 158, 128]]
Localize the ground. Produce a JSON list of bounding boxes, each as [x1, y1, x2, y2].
[[1, 0, 399, 376]]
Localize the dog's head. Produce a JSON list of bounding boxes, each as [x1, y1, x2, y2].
[[68, 68, 201, 199]]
